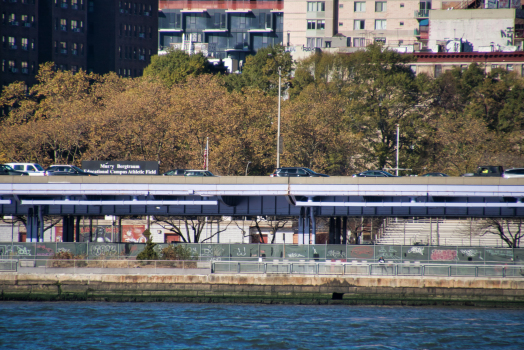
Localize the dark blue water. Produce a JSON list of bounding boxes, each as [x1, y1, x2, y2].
[[0, 302, 523, 350]]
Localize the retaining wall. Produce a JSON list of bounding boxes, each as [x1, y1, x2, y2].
[[1, 273, 524, 307]]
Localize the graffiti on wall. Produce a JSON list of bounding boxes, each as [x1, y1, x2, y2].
[[430, 249, 457, 261], [54, 225, 145, 243]]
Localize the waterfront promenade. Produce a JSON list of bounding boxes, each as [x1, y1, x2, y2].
[[2, 262, 524, 307]]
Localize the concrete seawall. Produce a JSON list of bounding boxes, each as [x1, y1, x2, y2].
[[1, 274, 524, 307]]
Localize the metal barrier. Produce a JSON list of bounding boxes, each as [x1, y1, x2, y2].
[[0, 259, 17, 272], [212, 261, 524, 278], [0, 242, 522, 265], [13, 259, 209, 274]]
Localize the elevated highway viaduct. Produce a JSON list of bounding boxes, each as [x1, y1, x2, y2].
[[1, 176, 524, 242]]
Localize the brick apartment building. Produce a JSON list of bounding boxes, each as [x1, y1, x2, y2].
[[1, 0, 158, 88]]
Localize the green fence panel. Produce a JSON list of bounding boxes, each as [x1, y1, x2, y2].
[[200, 244, 229, 260], [309, 245, 325, 261], [325, 245, 347, 261], [428, 246, 458, 263], [35, 243, 57, 258], [514, 249, 524, 263], [485, 248, 516, 263], [456, 247, 485, 263], [259, 245, 284, 260], [284, 245, 308, 260], [375, 245, 402, 262], [401, 245, 430, 263], [230, 244, 264, 260], [0, 243, 34, 258], [347, 245, 374, 261]]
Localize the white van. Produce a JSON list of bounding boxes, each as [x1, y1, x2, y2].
[[4, 163, 46, 176]]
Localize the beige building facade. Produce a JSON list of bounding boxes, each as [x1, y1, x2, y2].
[[284, 0, 443, 50]]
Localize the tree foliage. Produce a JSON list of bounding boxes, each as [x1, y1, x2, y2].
[[143, 49, 210, 88], [2, 46, 524, 177]]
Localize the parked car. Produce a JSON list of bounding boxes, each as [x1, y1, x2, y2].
[[270, 167, 329, 177], [353, 170, 397, 177], [0, 164, 28, 176], [46, 165, 98, 176], [503, 168, 524, 179], [421, 172, 449, 177], [462, 166, 504, 177], [184, 170, 216, 177], [4, 163, 46, 176], [162, 169, 187, 176]]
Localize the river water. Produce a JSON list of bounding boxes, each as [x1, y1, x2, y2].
[[0, 302, 522, 350]]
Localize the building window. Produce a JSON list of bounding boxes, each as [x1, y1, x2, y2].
[[9, 13, 18, 26], [9, 60, 17, 73], [72, 42, 78, 55], [71, 20, 79, 32], [8, 37, 16, 49], [72, 0, 79, 9], [60, 18, 67, 31], [507, 64, 514, 71], [21, 61, 28, 74], [400, 3, 404, 7], [375, 2, 387, 12], [306, 37, 322, 48], [307, 2, 325, 12], [435, 65, 442, 78], [354, 2, 366, 12], [354, 20, 365, 30], [400, 22, 404, 26], [354, 37, 366, 47], [375, 37, 386, 44], [375, 19, 386, 30], [339, 4, 343, 8], [307, 20, 316, 30], [317, 20, 325, 29], [31, 38, 35, 50], [21, 38, 28, 50], [21, 15, 28, 27], [339, 22, 343, 26], [60, 42, 67, 54]]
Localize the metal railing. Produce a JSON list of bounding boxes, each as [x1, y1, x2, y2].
[[213, 261, 524, 278], [15, 259, 209, 274]]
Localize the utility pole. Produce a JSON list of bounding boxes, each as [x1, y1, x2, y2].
[[277, 66, 282, 169]]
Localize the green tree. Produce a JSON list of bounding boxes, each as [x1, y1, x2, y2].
[[143, 49, 210, 88], [136, 229, 159, 260], [222, 45, 293, 96]]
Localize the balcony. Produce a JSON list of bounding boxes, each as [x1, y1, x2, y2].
[[414, 27, 429, 40], [415, 10, 429, 18]]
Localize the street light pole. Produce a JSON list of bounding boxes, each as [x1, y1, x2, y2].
[[396, 124, 399, 176], [277, 66, 282, 169]]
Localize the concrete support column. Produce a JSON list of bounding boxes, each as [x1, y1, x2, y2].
[[304, 207, 310, 245], [328, 217, 335, 244], [342, 217, 347, 245], [75, 216, 81, 242], [26, 208, 38, 242], [298, 207, 305, 245], [335, 217, 341, 244], [62, 216, 75, 242], [310, 207, 316, 245]]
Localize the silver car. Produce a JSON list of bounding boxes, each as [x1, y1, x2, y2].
[[503, 168, 524, 178]]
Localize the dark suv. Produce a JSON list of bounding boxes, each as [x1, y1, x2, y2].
[[270, 167, 329, 177], [46, 165, 98, 176], [0, 164, 28, 176]]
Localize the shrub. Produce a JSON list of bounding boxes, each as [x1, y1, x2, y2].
[[161, 244, 196, 261], [136, 229, 159, 261]]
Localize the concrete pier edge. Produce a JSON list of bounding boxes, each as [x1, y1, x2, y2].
[[1, 273, 524, 307]]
